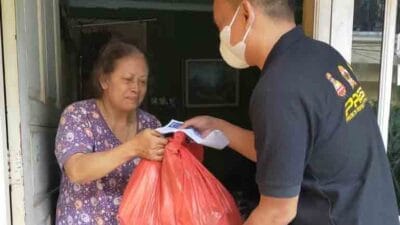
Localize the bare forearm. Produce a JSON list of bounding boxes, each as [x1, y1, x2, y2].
[[65, 141, 137, 184], [245, 212, 291, 225], [244, 196, 298, 225], [215, 119, 257, 162]]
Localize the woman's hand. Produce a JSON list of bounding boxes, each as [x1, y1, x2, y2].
[[131, 129, 168, 161], [64, 129, 167, 184]]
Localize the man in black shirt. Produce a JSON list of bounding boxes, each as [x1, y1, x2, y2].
[[182, 0, 400, 224]]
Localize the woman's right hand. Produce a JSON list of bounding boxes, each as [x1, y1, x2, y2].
[[131, 129, 168, 161]]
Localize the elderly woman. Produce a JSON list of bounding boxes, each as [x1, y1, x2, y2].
[[55, 41, 167, 225]]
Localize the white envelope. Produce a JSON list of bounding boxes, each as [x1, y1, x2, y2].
[[156, 119, 229, 150]]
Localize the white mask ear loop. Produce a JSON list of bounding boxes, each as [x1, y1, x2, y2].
[[229, 5, 241, 27], [241, 23, 252, 42]]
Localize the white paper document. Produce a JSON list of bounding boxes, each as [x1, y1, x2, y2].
[[156, 119, 229, 150]]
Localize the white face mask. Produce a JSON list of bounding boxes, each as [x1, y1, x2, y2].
[[219, 5, 254, 69]]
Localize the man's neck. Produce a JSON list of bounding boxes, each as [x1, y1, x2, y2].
[[254, 19, 296, 69]]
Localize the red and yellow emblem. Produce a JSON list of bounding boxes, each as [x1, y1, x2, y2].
[[338, 65, 358, 89], [326, 72, 347, 97]]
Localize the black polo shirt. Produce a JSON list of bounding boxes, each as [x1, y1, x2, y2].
[[249, 26, 399, 225]]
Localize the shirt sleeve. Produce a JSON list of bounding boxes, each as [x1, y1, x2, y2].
[[148, 113, 162, 129], [153, 118, 162, 129], [252, 87, 311, 198], [55, 104, 94, 169]]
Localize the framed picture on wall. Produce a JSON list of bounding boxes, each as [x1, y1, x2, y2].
[[185, 59, 239, 108]]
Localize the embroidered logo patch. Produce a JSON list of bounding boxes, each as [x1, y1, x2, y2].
[[338, 65, 358, 89], [325, 64, 368, 123], [326, 72, 347, 97]]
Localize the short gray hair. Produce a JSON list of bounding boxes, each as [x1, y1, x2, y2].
[[91, 40, 148, 98]]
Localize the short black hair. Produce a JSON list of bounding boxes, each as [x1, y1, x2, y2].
[[254, 0, 295, 20], [227, 0, 295, 21]]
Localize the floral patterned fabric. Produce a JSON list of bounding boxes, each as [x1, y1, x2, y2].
[[55, 99, 161, 225]]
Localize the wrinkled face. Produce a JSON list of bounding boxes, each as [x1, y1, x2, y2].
[[100, 55, 148, 112]]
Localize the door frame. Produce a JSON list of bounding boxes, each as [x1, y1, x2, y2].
[[0, 2, 11, 225], [1, 0, 26, 224], [312, 0, 354, 62], [377, 0, 398, 149]]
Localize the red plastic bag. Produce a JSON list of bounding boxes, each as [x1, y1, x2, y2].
[[118, 132, 242, 225]]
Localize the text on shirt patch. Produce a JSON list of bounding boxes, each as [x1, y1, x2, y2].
[[340, 64, 368, 122], [345, 86, 368, 122], [326, 64, 368, 122]]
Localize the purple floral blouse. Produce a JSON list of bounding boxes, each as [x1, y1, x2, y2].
[[55, 99, 161, 225]]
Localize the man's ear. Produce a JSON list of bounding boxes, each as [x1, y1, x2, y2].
[[241, 0, 255, 27], [242, 0, 255, 26]]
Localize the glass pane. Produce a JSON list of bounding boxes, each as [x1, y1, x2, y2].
[[353, 0, 385, 32], [388, 3, 400, 212], [352, 0, 385, 106]]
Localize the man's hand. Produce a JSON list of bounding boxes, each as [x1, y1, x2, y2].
[[183, 115, 257, 161], [181, 116, 222, 137]]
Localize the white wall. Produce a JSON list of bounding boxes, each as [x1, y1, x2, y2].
[[313, 0, 354, 62], [0, 7, 11, 225]]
